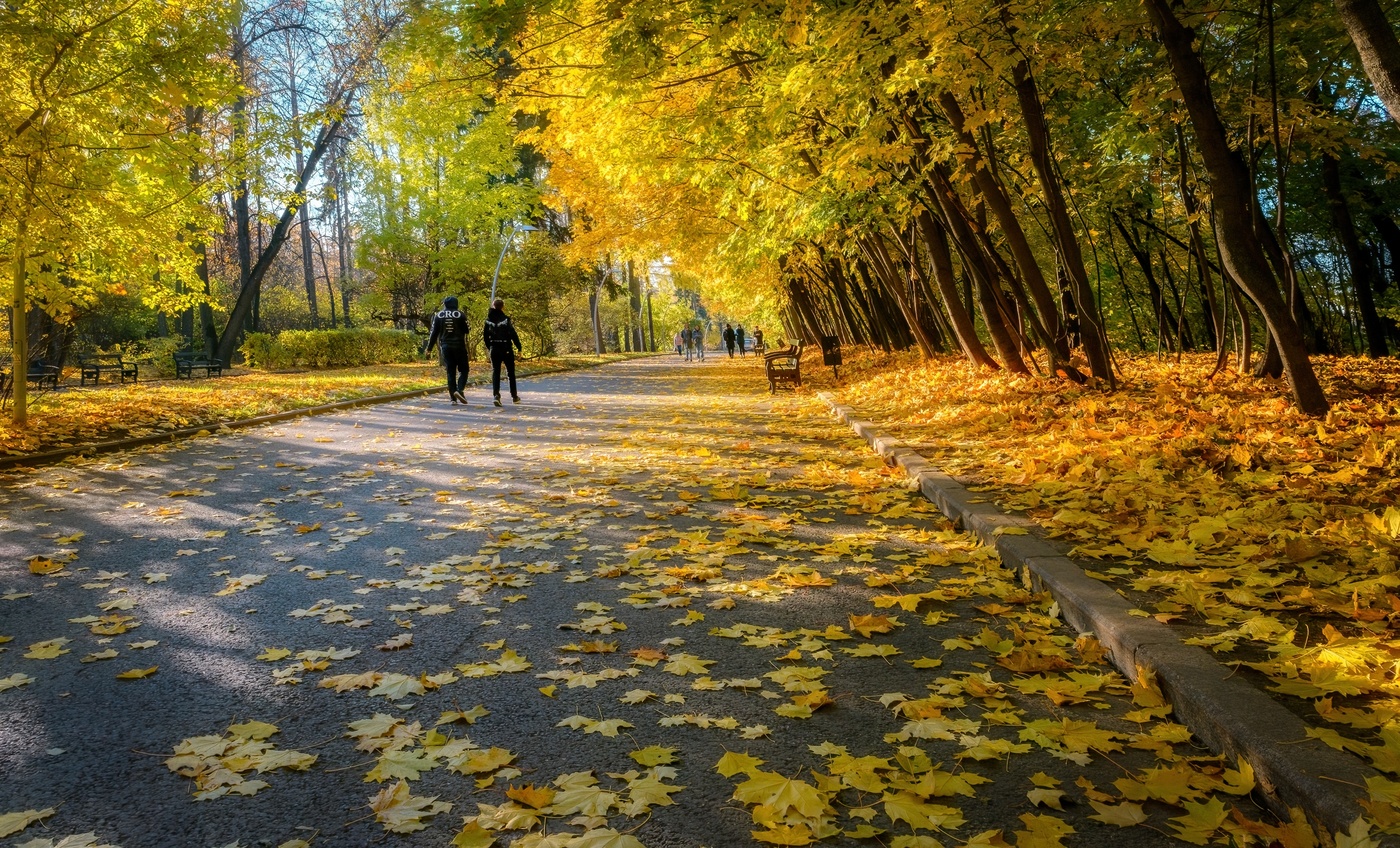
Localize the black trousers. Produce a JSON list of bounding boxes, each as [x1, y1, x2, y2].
[[491, 349, 517, 397], [441, 347, 469, 395]]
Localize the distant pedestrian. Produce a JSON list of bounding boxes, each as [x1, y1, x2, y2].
[[483, 297, 522, 406], [694, 326, 706, 360], [723, 324, 736, 358], [673, 331, 684, 357], [735, 325, 747, 357], [683, 328, 695, 361], [422, 295, 470, 405]]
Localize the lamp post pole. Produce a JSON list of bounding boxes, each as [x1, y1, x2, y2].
[[488, 222, 518, 305], [645, 283, 656, 352]]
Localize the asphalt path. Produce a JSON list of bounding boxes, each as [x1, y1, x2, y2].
[[1, 356, 1262, 847]]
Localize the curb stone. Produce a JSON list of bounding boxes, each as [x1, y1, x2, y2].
[[820, 393, 1391, 845]]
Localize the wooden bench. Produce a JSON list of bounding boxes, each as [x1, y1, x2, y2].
[[764, 341, 804, 393], [79, 354, 138, 386], [0, 360, 61, 407], [173, 351, 223, 378], [25, 360, 61, 391]]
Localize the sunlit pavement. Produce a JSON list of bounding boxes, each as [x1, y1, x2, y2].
[[1, 355, 1259, 847]]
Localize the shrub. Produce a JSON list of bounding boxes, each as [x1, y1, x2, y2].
[[130, 337, 187, 378], [239, 328, 419, 370]]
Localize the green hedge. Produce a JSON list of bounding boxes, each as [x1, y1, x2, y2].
[[240, 328, 419, 370]]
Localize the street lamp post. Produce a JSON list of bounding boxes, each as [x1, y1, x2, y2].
[[645, 281, 656, 352], [489, 222, 537, 304]]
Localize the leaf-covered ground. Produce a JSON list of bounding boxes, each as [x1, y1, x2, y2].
[[827, 350, 1400, 828], [0, 355, 642, 458], [0, 355, 1360, 847]]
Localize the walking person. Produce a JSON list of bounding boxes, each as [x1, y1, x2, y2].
[[674, 330, 684, 357], [422, 295, 470, 405], [723, 324, 736, 358], [483, 297, 522, 406], [694, 325, 706, 360], [683, 327, 695, 362], [735, 324, 747, 357]]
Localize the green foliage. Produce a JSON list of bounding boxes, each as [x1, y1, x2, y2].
[[354, 66, 537, 327], [132, 337, 189, 379], [240, 329, 419, 371]]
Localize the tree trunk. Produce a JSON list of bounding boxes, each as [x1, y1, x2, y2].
[[216, 120, 344, 367], [937, 90, 1068, 359], [1321, 153, 1389, 355], [1335, 0, 1400, 124], [286, 35, 320, 327], [1010, 62, 1116, 384], [1144, 0, 1329, 414], [10, 210, 30, 426], [1176, 127, 1223, 352], [860, 234, 939, 357], [914, 209, 999, 368]]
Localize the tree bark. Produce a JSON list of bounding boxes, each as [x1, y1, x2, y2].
[[216, 119, 343, 366], [937, 90, 1068, 359], [1336, 0, 1400, 124], [1144, 0, 1329, 413], [286, 33, 320, 327], [914, 209, 999, 368], [1321, 153, 1389, 355], [1010, 62, 1116, 384]]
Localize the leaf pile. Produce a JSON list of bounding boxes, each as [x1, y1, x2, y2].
[[832, 350, 1400, 787]]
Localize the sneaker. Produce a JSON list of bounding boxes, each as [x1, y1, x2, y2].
[[511, 395, 520, 403], [493, 395, 503, 407]]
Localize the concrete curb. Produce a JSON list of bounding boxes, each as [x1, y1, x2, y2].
[[0, 363, 585, 472], [820, 393, 1387, 844]]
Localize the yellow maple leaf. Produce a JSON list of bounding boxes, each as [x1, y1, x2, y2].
[[716, 751, 765, 777], [368, 780, 451, 833], [451, 821, 496, 848], [571, 828, 646, 848], [0, 673, 36, 691], [732, 770, 828, 818], [0, 807, 56, 838], [883, 791, 965, 830], [1169, 797, 1228, 844], [1013, 813, 1074, 848], [630, 745, 679, 766], [366, 749, 437, 782], [116, 666, 158, 679], [1088, 800, 1148, 827], [848, 613, 896, 638], [24, 639, 70, 660], [228, 721, 278, 740], [750, 823, 815, 846], [453, 747, 515, 775], [502, 783, 554, 811], [436, 706, 489, 726]]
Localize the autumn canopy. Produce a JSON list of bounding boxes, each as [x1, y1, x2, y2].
[[5, 0, 1400, 419]]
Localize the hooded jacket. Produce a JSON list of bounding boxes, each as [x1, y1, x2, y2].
[[424, 296, 469, 352], [483, 307, 522, 354]]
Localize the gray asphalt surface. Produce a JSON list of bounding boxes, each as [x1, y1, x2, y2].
[[0, 356, 1273, 847]]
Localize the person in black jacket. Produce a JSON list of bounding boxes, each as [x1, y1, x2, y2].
[[422, 295, 470, 404], [483, 298, 522, 406]]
